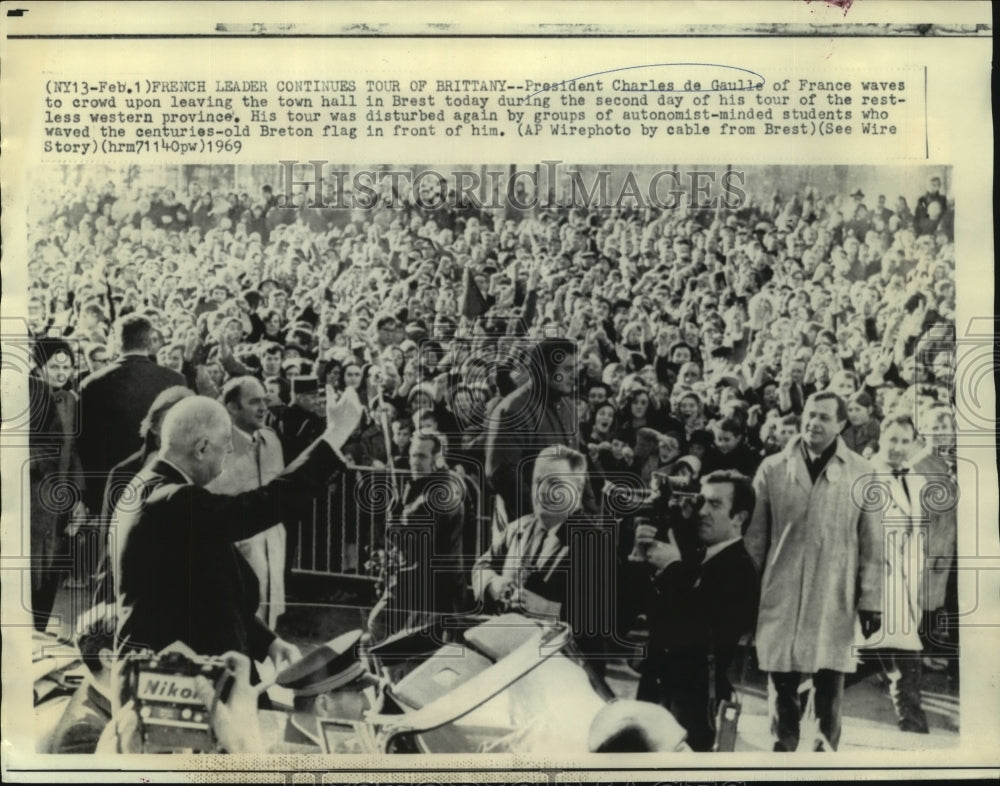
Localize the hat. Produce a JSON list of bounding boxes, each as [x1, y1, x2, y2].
[[32, 336, 74, 368], [276, 629, 366, 697], [408, 382, 437, 404], [290, 375, 319, 395], [673, 455, 702, 476], [688, 429, 715, 448], [850, 189, 865, 199], [405, 321, 429, 339], [284, 342, 312, 359]]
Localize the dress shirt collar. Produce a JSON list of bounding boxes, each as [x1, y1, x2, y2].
[[702, 536, 742, 564], [157, 457, 195, 485], [233, 424, 256, 445]]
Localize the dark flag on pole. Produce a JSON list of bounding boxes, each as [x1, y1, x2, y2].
[[461, 266, 489, 320]]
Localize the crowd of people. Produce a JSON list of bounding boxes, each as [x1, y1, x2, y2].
[[25, 167, 958, 753]]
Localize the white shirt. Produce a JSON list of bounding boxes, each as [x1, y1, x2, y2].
[[703, 535, 743, 564]]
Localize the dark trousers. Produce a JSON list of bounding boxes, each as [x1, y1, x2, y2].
[[768, 670, 844, 751], [31, 570, 62, 632], [876, 648, 927, 728], [638, 651, 718, 752]]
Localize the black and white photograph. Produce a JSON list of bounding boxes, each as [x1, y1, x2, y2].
[[21, 161, 961, 755], [1, 3, 995, 782]]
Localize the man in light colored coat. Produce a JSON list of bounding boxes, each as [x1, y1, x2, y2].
[[745, 391, 883, 751], [861, 414, 930, 733], [207, 376, 287, 629]]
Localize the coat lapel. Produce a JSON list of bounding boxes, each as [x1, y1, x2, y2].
[[783, 437, 812, 493], [148, 459, 189, 487]]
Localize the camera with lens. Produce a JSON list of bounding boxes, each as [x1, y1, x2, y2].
[[629, 480, 704, 563], [121, 649, 230, 753]]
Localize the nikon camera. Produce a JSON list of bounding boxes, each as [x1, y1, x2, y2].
[[122, 650, 230, 753]]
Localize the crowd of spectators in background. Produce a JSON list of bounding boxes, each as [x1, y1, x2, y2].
[[25, 167, 960, 749]]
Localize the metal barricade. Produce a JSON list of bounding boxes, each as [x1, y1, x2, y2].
[[291, 464, 489, 579]]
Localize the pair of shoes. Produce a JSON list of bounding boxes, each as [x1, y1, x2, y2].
[[772, 741, 791, 752], [898, 717, 930, 734]]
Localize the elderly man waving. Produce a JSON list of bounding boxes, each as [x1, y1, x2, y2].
[[117, 385, 363, 687]]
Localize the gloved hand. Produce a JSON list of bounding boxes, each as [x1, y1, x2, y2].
[[859, 610, 882, 639]]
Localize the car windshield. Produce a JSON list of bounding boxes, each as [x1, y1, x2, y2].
[[368, 615, 610, 753], [418, 653, 607, 753]]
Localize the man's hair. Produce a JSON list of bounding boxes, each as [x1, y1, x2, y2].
[[264, 375, 291, 405], [815, 328, 837, 346], [139, 385, 194, 439], [588, 381, 612, 397], [779, 413, 801, 428], [849, 390, 875, 410], [259, 341, 283, 358], [807, 390, 848, 422], [81, 302, 107, 321], [903, 292, 927, 314], [411, 429, 444, 455], [160, 396, 230, 453], [716, 417, 745, 439], [881, 412, 917, 437], [221, 375, 261, 408], [533, 337, 577, 378], [75, 603, 117, 676], [701, 469, 756, 529], [536, 443, 587, 475], [86, 344, 108, 362], [114, 313, 154, 353]]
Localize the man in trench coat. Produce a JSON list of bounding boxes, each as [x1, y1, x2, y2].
[[744, 391, 883, 751]]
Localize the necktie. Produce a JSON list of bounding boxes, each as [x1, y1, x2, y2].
[[536, 527, 562, 572], [892, 467, 910, 502], [253, 430, 263, 487]]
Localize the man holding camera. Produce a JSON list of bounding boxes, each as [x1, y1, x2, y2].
[[631, 470, 759, 752]]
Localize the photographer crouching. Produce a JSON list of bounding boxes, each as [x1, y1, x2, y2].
[[629, 470, 759, 751]]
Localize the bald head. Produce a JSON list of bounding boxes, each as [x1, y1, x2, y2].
[[159, 396, 233, 486], [161, 396, 231, 451]]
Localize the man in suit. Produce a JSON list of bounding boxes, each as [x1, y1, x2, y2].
[[29, 375, 66, 631], [484, 338, 583, 528], [861, 414, 930, 733], [369, 430, 469, 639], [93, 385, 193, 605], [207, 377, 287, 630], [745, 391, 883, 751], [396, 430, 468, 616], [631, 470, 760, 751], [273, 375, 328, 573], [473, 445, 612, 661], [78, 314, 186, 513], [275, 375, 325, 463], [909, 403, 958, 663], [116, 386, 363, 680], [776, 358, 814, 416]]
